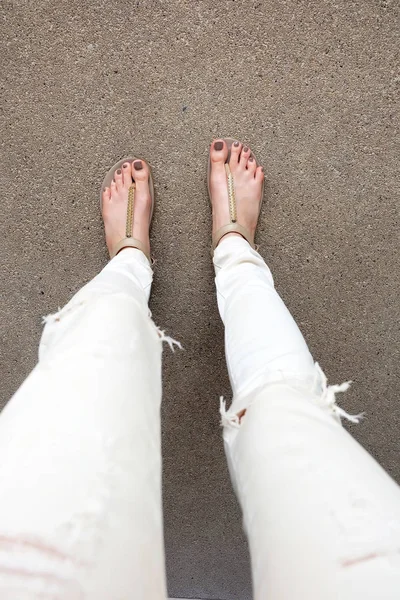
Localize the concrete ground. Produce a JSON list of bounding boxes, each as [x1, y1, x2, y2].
[[1, 0, 399, 598]]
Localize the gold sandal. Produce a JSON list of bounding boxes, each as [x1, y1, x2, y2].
[[207, 138, 264, 253], [100, 156, 154, 262]]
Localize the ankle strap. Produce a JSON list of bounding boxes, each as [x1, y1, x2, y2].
[[111, 238, 151, 263]]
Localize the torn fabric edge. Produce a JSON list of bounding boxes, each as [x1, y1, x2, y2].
[[220, 362, 364, 428], [156, 328, 183, 352]]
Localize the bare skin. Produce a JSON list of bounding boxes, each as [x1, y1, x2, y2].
[[209, 138, 264, 246], [101, 140, 264, 257], [102, 159, 152, 258], [209, 139, 264, 422]]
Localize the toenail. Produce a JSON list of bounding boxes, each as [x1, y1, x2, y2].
[[261, 167, 264, 172], [133, 160, 143, 170], [243, 146, 249, 152], [123, 163, 128, 168], [249, 157, 254, 162], [214, 141, 223, 151], [234, 141, 240, 147], [116, 169, 121, 174]]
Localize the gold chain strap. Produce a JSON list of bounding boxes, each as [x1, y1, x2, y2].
[[225, 164, 237, 223], [126, 183, 135, 238]]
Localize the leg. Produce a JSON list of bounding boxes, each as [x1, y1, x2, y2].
[[209, 139, 400, 600], [215, 237, 400, 600], [0, 160, 169, 599]]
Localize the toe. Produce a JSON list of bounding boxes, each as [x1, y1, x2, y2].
[[102, 187, 111, 203], [229, 140, 242, 167], [210, 139, 228, 164], [239, 145, 251, 168], [114, 167, 123, 191], [255, 165, 265, 182], [131, 159, 149, 182], [110, 179, 117, 199], [247, 155, 257, 175], [122, 161, 132, 188]]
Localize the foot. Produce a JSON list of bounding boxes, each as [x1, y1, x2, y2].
[[102, 159, 152, 258], [209, 139, 264, 246]]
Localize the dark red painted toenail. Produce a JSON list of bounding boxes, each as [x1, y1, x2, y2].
[[234, 141, 240, 147], [116, 169, 122, 174], [123, 163, 128, 168], [243, 146, 249, 152], [249, 157, 254, 162], [214, 141, 223, 151], [261, 167, 264, 172], [133, 160, 143, 170]]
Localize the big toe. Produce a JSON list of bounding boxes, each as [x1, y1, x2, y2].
[[210, 139, 228, 165], [131, 159, 149, 183]]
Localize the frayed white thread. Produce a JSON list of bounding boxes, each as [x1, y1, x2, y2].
[[316, 362, 365, 424], [157, 329, 183, 352], [42, 309, 62, 325], [42, 301, 85, 325], [219, 397, 240, 429], [42, 306, 66, 325]]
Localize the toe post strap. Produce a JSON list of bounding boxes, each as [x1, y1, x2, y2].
[[110, 182, 151, 263], [225, 163, 237, 223], [125, 183, 135, 238], [211, 162, 256, 253]]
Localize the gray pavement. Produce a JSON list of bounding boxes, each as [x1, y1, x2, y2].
[[1, 1, 399, 598]]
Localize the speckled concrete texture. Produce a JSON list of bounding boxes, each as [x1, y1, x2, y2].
[[1, 1, 399, 598]]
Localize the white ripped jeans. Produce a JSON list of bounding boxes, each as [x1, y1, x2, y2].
[[0, 237, 399, 600]]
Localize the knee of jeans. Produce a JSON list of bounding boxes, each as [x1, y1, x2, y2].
[[219, 362, 364, 439], [39, 293, 183, 367], [39, 293, 157, 362]]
